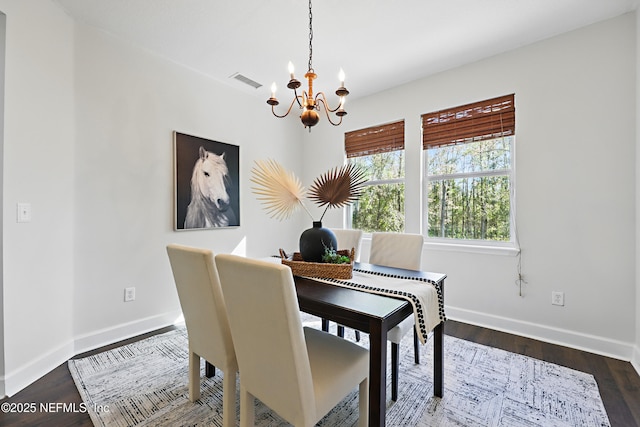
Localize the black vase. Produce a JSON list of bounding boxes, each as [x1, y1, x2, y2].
[[299, 221, 337, 262]]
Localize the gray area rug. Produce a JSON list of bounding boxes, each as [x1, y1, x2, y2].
[[69, 316, 610, 426]]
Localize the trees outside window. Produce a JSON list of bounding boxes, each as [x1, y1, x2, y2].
[[425, 137, 513, 241], [350, 150, 404, 232]]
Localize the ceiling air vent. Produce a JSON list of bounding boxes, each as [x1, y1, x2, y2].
[[230, 73, 262, 89]]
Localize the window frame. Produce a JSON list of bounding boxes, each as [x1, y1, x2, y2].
[[344, 148, 407, 232], [346, 162, 405, 231], [422, 135, 517, 250]]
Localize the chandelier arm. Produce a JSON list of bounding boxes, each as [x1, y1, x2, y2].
[[315, 92, 343, 113], [292, 88, 304, 108], [271, 96, 300, 119], [316, 98, 343, 126]]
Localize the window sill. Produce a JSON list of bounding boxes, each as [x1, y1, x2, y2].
[[424, 240, 520, 256], [360, 234, 520, 256]]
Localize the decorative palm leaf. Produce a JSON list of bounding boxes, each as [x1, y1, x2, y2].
[[250, 159, 312, 221], [307, 164, 367, 220]]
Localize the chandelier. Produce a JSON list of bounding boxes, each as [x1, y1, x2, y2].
[[267, 0, 349, 130]]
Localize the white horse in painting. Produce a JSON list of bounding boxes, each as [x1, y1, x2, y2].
[[184, 146, 237, 228]]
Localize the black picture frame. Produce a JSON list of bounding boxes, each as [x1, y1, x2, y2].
[[174, 131, 240, 230]]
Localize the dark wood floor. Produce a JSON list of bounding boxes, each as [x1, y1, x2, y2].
[[1, 321, 639, 427]]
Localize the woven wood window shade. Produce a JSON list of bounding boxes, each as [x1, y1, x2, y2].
[[345, 120, 405, 158], [422, 94, 515, 149]]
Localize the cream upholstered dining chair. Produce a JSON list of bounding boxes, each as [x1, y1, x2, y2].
[[330, 228, 364, 340], [369, 231, 424, 401], [215, 254, 370, 427], [330, 228, 364, 262], [166, 244, 238, 427]]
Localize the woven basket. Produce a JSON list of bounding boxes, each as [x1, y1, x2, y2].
[[279, 248, 354, 279]]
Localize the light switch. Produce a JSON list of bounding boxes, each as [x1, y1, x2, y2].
[[17, 203, 31, 223]]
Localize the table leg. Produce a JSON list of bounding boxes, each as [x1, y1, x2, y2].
[[205, 361, 215, 378], [433, 322, 443, 397], [368, 320, 386, 427]]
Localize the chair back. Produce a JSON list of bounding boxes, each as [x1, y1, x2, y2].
[[369, 232, 424, 270], [166, 244, 235, 368], [216, 254, 314, 423], [331, 228, 364, 262]]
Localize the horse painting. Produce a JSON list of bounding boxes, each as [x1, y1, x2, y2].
[[184, 146, 237, 228]]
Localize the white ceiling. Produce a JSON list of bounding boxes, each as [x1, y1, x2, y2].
[[52, 0, 637, 101]]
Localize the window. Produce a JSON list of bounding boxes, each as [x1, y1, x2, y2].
[[345, 121, 405, 233], [422, 95, 515, 244]]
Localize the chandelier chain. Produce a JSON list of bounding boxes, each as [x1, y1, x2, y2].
[[308, 0, 313, 72]]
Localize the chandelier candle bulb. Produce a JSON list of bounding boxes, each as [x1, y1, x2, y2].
[[267, 82, 279, 106], [288, 61, 295, 79], [339, 68, 345, 86]]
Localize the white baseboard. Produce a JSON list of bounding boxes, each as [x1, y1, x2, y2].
[[73, 310, 182, 356], [631, 344, 640, 375], [2, 337, 75, 397], [1, 310, 182, 398], [446, 306, 634, 361]]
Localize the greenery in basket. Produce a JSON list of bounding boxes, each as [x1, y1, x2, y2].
[[321, 245, 351, 264]]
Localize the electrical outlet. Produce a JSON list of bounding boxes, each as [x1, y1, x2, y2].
[[551, 291, 564, 306], [124, 287, 136, 302], [17, 203, 32, 223]]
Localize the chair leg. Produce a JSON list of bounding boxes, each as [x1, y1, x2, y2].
[[222, 370, 237, 427], [336, 325, 360, 341], [391, 342, 399, 401], [358, 377, 369, 427], [413, 329, 420, 364], [321, 318, 330, 332], [188, 351, 201, 402], [239, 386, 255, 427]]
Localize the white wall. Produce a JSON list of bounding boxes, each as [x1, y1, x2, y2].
[[74, 19, 299, 349], [0, 11, 5, 398], [635, 8, 640, 374], [1, 0, 303, 396], [70, 20, 302, 351], [305, 13, 637, 361], [0, 0, 76, 396]]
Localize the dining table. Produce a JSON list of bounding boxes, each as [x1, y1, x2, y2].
[[293, 261, 447, 427]]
